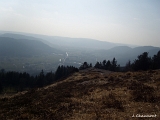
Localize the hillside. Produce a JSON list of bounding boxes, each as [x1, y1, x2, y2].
[[1, 33, 42, 41], [0, 68, 159, 120], [0, 37, 64, 57], [0, 32, 137, 50], [0, 33, 52, 47]]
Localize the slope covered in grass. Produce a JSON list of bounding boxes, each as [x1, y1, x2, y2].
[[0, 68, 160, 119]]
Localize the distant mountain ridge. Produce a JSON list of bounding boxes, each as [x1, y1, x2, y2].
[[0, 32, 159, 67], [0, 37, 64, 57], [89, 45, 160, 67], [0, 32, 138, 50], [107, 46, 160, 56], [1, 33, 41, 41]]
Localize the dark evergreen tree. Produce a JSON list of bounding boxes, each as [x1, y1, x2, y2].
[[73, 67, 79, 72], [152, 50, 160, 69], [125, 60, 132, 71], [132, 52, 152, 71], [94, 58, 120, 71], [102, 60, 106, 69], [46, 72, 55, 84], [0, 69, 5, 74], [106, 60, 111, 70], [99, 62, 103, 69], [89, 63, 92, 68], [0, 80, 3, 93], [37, 70, 45, 87], [55, 66, 62, 80], [94, 62, 100, 68], [79, 62, 90, 70], [110, 58, 117, 71]]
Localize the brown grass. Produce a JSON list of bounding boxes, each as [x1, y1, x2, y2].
[[0, 68, 160, 120]]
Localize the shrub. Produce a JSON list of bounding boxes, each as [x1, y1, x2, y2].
[[130, 82, 157, 103], [128, 81, 143, 90], [126, 72, 131, 76], [102, 92, 124, 111], [108, 76, 114, 82], [104, 76, 108, 79]]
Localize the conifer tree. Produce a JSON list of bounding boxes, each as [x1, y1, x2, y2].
[[152, 51, 160, 69], [132, 52, 151, 71]]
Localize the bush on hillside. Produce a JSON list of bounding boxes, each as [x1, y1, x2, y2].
[[129, 81, 157, 103]]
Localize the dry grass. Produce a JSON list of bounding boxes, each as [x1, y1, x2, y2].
[[0, 68, 160, 120]]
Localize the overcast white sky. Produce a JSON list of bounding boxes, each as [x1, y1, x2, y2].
[[0, 0, 160, 46]]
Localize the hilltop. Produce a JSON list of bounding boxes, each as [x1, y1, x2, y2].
[[0, 68, 159, 120]]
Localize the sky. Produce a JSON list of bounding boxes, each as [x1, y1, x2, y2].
[[0, 0, 160, 46]]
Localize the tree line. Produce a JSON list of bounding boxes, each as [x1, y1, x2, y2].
[[79, 50, 160, 72], [79, 57, 120, 72], [125, 51, 160, 71], [0, 50, 160, 93], [0, 66, 78, 93]]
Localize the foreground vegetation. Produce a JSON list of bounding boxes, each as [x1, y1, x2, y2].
[[0, 68, 159, 119], [0, 66, 78, 93]]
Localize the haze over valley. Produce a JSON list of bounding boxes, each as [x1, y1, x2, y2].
[[0, 32, 160, 75]]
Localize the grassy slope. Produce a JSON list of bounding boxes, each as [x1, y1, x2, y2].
[[0, 68, 160, 120]]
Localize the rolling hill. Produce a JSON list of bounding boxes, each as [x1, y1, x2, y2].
[[0, 37, 64, 57], [0, 32, 138, 50], [0, 68, 159, 119]]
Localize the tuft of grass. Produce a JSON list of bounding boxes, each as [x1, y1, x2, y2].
[[126, 72, 132, 77], [104, 76, 108, 78], [130, 81, 157, 103], [108, 76, 114, 82], [148, 70, 156, 74], [93, 75, 100, 79], [101, 92, 124, 111]]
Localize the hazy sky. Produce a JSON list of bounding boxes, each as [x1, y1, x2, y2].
[[0, 0, 160, 46]]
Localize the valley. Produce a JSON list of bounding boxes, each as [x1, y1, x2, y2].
[[0, 32, 160, 75]]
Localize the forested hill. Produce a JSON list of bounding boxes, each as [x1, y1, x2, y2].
[[0, 37, 64, 57]]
